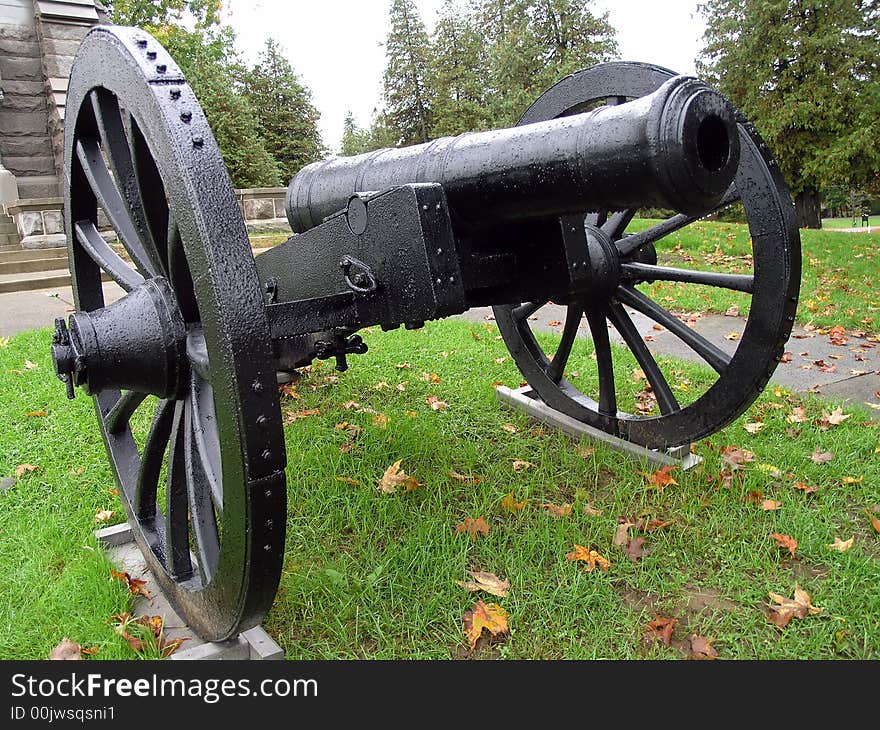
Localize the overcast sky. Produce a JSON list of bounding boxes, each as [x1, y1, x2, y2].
[[224, 0, 706, 151]]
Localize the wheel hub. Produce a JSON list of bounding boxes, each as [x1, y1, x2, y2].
[[52, 277, 187, 399], [571, 222, 621, 303]]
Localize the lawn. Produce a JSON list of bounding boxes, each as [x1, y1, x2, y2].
[[822, 217, 880, 229], [1, 318, 878, 660], [627, 218, 880, 334]]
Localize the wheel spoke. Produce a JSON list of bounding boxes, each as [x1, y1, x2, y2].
[[168, 215, 200, 322], [128, 116, 171, 274], [190, 374, 222, 509], [105, 389, 148, 435], [602, 209, 637, 239], [75, 139, 159, 278], [616, 286, 731, 374], [185, 398, 220, 583], [88, 89, 164, 274], [165, 401, 194, 580], [585, 210, 607, 227], [608, 301, 679, 415], [73, 220, 145, 292], [186, 329, 211, 383], [546, 303, 583, 383], [620, 262, 753, 293], [134, 398, 175, 520], [586, 307, 617, 416], [513, 300, 547, 322], [617, 185, 739, 256]]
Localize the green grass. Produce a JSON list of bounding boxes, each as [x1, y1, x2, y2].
[[822, 217, 880, 229], [2, 320, 878, 660], [627, 218, 880, 333]]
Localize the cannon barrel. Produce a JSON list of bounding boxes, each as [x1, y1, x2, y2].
[[286, 75, 740, 234]]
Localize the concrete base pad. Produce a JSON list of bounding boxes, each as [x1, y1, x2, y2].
[[94, 522, 283, 660], [496, 385, 702, 470]]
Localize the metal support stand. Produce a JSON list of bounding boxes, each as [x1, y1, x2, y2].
[[496, 385, 702, 470], [94, 523, 284, 660]]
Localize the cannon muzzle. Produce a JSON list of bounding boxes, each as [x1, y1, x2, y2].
[[286, 75, 740, 233]]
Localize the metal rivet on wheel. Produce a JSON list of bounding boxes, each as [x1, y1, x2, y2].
[[265, 519, 274, 528], [170, 88, 181, 99], [136, 39, 147, 48], [256, 414, 268, 428], [252, 379, 263, 393], [265, 489, 272, 498], [156, 64, 167, 73], [146, 50, 157, 59], [437, 248, 442, 255], [180, 111, 192, 122], [192, 136, 204, 147], [263, 544, 271, 552], [262, 449, 272, 461]]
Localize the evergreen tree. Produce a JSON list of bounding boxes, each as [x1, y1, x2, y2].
[[340, 111, 372, 156], [243, 39, 324, 182], [111, 0, 281, 188], [698, 0, 880, 228], [382, 0, 434, 146], [430, 0, 492, 136]]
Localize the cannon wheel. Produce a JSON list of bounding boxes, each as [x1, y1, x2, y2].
[[64, 26, 286, 641], [494, 62, 801, 449]]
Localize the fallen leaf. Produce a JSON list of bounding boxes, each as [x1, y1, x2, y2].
[[780, 352, 793, 363], [646, 465, 678, 490], [743, 421, 764, 434], [501, 423, 518, 434], [512, 459, 535, 472], [810, 449, 833, 464], [613, 519, 635, 547], [865, 509, 880, 534], [110, 569, 152, 598], [462, 600, 509, 649], [336, 476, 360, 486], [278, 383, 300, 399], [827, 536, 854, 552], [547, 320, 563, 327], [24, 359, 38, 370], [841, 475, 863, 485], [688, 635, 718, 660], [793, 482, 818, 495], [455, 516, 490, 540], [767, 584, 822, 628], [827, 326, 848, 346], [377, 460, 421, 494], [0, 337, 8, 348], [771, 533, 797, 556], [626, 536, 647, 563], [745, 490, 763, 504], [49, 638, 83, 660], [721, 446, 754, 470], [15, 463, 40, 477], [725, 305, 739, 317], [26, 410, 48, 417], [644, 616, 676, 647], [724, 332, 740, 341], [642, 518, 676, 532], [372, 413, 389, 428], [539, 502, 571, 518], [494, 357, 507, 364], [395, 362, 411, 369], [373, 381, 390, 390], [583, 503, 603, 516], [501, 490, 528, 512], [456, 571, 510, 597], [449, 471, 481, 484], [761, 499, 782, 511], [565, 545, 611, 572], [285, 408, 320, 422], [577, 445, 595, 459], [426, 395, 449, 411], [818, 407, 851, 428], [420, 372, 442, 383], [95, 509, 114, 522]]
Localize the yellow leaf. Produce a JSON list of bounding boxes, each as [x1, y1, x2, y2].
[[512, 459, 535, 472], [426, 395, 448, 411], [565, 545, 611, 572], [15, 463, 40, 477], [539, 502, 571, 518], [336, 476, 360, 486], [26, 410, 48, 417], [95, 509, 114, 523], [372, 413, 389, 428], [743, 421, 764, 434], [501, 490, 528, 512], [501, 423, 518, 434], [827, 536, 854, 552], [24, 359, 38, 370], [841, 475, 864, 485], [866, 509, 880, 534], [377, 460, 421, 494], [462, 600, 509, 649]]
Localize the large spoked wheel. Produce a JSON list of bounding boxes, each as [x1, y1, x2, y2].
[[494, 62, 801, 449], [63, 26, 286, 641]]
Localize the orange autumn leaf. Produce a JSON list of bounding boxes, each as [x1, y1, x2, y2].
[[761, 499, 782, 511], [565, 545, 611, 572], [865, 509, 880, 534], [449, 471, 482, 484], [15, 464, 40, 477], [110, 569, 152, 599], [644, 616, 676, 647], [462, 600, 509, 649], [336, 476, 361, 486], [420, 372, 442, 383], [767, 584, 822, 628], [26, 410, 48, 417], [539, 502, 571, 518], [456, 571, 510, 598], [285, 408, 320, 422], [501, 491, 528, 513], [426, 395, 449, 411], [688, 635, 718, 660], [94, 509, 114, 523], [793, 482, 818, 495], [455, 516, 490, 540], [646, 465, 678, 490], [771, 533, 798, 556]]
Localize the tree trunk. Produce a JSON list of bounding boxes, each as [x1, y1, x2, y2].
[[795, 187, 821, 229]]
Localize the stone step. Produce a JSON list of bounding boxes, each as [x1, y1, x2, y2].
[[0, 223, 18, 234], [15, 176, 60, 199], [0, 257, 68, 275], [0, 247, 67, 263], [0, 270, 110, 294], [0, 233, 22, 246]]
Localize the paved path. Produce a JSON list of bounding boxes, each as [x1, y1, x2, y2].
[[2, 282, 878, 409]]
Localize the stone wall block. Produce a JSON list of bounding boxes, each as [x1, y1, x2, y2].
[[243, 198, 275, 220], [17, 210, 44, 237], [42, 209, 63, 235]]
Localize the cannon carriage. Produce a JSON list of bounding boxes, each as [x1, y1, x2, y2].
[[51, 26, 800, 641]]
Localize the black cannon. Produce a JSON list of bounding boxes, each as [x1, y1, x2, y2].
[[51, 26, 800, 641]]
